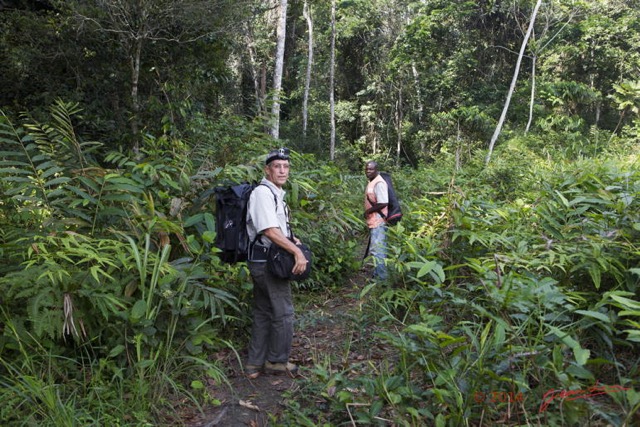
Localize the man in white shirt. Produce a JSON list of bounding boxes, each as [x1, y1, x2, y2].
[[244, 148, 307, 378]]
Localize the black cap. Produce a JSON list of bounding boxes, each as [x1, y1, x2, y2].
[[266, 147, 290, 165]]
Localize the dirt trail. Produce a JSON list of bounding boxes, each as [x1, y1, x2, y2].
[[183, 272, 370, 426]]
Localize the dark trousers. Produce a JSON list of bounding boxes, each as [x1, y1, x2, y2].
[[247, 262, 294, 365]]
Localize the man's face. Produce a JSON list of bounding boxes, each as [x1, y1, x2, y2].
[[265, 159, 290, 188], [365, 163, 378, 181]]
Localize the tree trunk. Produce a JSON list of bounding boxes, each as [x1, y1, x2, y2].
[[302, 0, 313, 139], [261, 62, 267, 109], [455, 120, 462, 171], [396, 86, 402, 165], [486, 0, 542, 165], [245, 23, 263, 115], [130, 37, 142, 154], [329, 0, 336, 160], [525, 53, 536, 134], [270, 0, 288, 140], [411, 62, 425, 153]]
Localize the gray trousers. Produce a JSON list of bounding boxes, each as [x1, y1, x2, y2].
[[247, 262, 294, 365]]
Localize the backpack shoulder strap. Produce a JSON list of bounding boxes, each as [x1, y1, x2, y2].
[[258, 183, 278, 208], [254, 183, 294, 240], [259, 184, 294, 223]]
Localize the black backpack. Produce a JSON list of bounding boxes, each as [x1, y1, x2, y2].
[[213, 183, 277, 263], [379, 172, 403, 226]]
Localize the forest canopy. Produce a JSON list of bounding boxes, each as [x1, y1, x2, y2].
[[1, 0, 638, 165]]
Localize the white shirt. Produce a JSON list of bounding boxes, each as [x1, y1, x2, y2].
[[246, 178, 290, 245]]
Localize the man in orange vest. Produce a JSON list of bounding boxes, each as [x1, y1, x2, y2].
[[364, 161, 389, 281]]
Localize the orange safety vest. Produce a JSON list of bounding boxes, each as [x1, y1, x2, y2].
[[364, 174, 388, 229]]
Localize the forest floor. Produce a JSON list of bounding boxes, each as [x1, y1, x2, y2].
[[180, 267, 390, 426]]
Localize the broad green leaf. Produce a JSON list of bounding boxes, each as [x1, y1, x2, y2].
[[202, 230, 216, 243], [618, 310, 640, 317], [588, 265, 602, 289], [494, 322, 506, 348], [104, 183, 143, 193], [610, 295, 640, 309], [108, 345, 125, 358], [626, 388, 640, 407], [204, 212, 215, 231], [622, 330, 640, 342], [67, 185, 98, 204], [548, 326, 590, 365], [359, 281, 377, 299], [40, 164, 64, 177], [4, 176, 32, 183], [431, 263, 445, 283], [566, 364, 594, 380], [131, 299, 147, 320], [184, 213, 204, 228], [44, 176, 71, 186], [575, 309, 611, 323], [555, 191, 570, 207], [0, 167, 31, 174], [136, 359, 154, 369], [480, 320, 492, 348], [417, 261, 436, 278], [406, 323, 436, 337]]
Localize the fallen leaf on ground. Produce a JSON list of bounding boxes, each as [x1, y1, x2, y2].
[[239, 400, 260, 411]]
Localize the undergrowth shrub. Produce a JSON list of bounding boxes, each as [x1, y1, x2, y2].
[[1, 102, 365, 424], [294, 141, 640, 426], [0, 103, 248, 423]]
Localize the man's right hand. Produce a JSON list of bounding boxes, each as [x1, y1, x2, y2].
[[292, 248, 308, 275]]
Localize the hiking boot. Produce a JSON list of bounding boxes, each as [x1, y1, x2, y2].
[[245, 364, 263, 379], [264, 361, 299, 376]]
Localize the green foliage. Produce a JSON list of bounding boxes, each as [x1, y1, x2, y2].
[[0, 105, 372, 423], [285, 136, 639, 425], [2, 0, 640, 164], [0, 104, 244, 423]]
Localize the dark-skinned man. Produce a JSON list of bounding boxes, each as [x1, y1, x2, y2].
[[364, 160, 389, 282]]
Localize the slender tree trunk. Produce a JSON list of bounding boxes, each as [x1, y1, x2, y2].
[[261, 62, 267, 107], [270, 0, 288, 139], [396, 86, 402, 164], [411, 62, 425, 153], [589, 42, 601, 126], [372, 130, 378, 154], [486, 0, 542, 165], [407, 4, 425, 155], [455, 120, 462, 171], [329, 0, 336, 160], [525, 53, 536, 134], [245, 23, 263, 115], [302, 1, 313, 138], [130, 37, 142, 154]]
